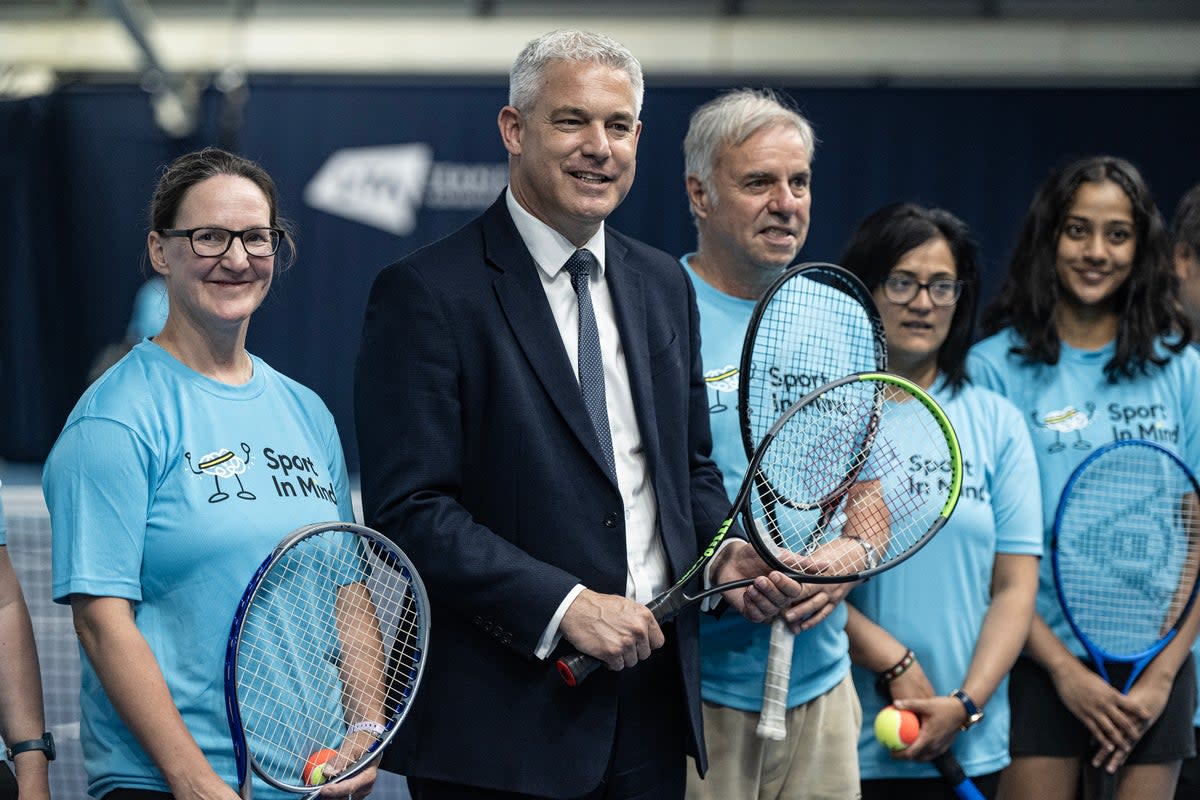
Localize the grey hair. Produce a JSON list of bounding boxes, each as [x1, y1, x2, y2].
[[508, 29, 644, 118], [684, 88, 816, 207]]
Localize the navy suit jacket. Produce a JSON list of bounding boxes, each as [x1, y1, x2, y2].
[[354, 195, 731, 796]]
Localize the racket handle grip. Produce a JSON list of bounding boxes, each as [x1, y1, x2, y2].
[[556, 583, 683, 687], [755, 618, 793, 740], [556, 652, 602, 686], [933, 753, 985, 800]]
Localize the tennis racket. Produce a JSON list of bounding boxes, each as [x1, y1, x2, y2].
[[556, 371, 962, 686], [739, 263, 887, 740], [1051, 439, 1200, 800], [225, 522, 430, 798], [933, 752, 986, 800]]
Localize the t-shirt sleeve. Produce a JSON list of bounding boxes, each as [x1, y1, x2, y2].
[[325, 419, 355, 524], [966, 341, 1007, 395], [989, 397, 1044, 556], [44, 417, 154, 604], [1177, 349, 1200, 475]]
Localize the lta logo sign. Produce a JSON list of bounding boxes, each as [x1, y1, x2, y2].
[[304, 144, 507, 235]]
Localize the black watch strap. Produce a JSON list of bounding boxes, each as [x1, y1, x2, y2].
[[950, 689, 984, 731], [5, 731, 55, 762]]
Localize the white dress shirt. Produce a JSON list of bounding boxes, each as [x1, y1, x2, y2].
[[505, 190, 669, 658]]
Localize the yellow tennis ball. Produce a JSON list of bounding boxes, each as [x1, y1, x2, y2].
[[874, 705, 920, 752]]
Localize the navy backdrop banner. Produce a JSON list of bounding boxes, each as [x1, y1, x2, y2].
[[2, 77, 1198, 468]]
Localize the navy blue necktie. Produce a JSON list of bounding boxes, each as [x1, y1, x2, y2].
[[563, 249, 616, 482]]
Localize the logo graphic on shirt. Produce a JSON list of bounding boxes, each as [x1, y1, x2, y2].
[[704, 365, 739, 413], [1106, 402, 1180, 445], [1031, 403, 1096, 453], [185, 443, 257, 503]]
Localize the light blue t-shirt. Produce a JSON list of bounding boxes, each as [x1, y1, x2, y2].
[[126, 277, 169, 342], [683, 255, 851, 711], [1192, 342, 1200, 729], [968, 329, 1200, 663], [849, 378, 1043, 779], [44, 340, 354, 800]]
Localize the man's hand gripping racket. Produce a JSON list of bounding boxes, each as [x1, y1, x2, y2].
[[556, 372, 962, 687]]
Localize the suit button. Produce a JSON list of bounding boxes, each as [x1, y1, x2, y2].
[[604, 513, 618, 528]]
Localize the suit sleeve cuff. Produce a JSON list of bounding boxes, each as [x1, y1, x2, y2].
[[701, 539, 740, 612], [535, 583, 586, 660]]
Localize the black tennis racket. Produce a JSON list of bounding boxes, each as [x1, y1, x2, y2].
[[556, 371, 962, 686], [739, 262, 887, 449], [739, 263, 888, 738], [224, 522, 430, 798], [1051, 439, 1200, 800]]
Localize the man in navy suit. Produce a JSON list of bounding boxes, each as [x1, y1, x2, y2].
[[354, 29, 802, 800]]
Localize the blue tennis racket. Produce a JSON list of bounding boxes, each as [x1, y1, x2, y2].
[[225, 522, 430, 798], [933, 752, 986, 800], [1052, 439, 1200, 799]]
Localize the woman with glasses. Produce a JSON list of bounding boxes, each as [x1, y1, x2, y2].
[[969, 155, 1200, 800], [43, 148, 368, 800], [840, 203, 1042, 799]]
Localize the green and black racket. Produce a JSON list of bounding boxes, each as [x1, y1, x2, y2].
[[556, 371, 962, 686]]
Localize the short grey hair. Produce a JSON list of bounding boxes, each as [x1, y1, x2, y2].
[[684, 88, 816, 204], [508, 29, 644, 118]]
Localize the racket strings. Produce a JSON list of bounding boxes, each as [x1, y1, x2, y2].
[[1056, 446, 1200, 656], [751, 378, 953, 578], [744, 272, 883, 448], [235, 531, 426, 788]]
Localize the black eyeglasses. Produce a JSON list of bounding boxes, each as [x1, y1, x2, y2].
[[157, 227, 283, 257], [882, 274, 964, 307]]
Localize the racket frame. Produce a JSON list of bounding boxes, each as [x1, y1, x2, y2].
[[224, 521, 430, 797], [737, 263, 887, 739], [557, 371, 962, 685], [738, 262, 887, 465], [1051, 438, 1200, 693], [932, 752, 987, 800]]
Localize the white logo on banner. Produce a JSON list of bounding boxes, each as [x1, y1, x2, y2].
[[304, 144, 508, 236]]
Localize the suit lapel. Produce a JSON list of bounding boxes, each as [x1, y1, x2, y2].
[[484, 202, 618, 485], [606, 234, 660, 478]]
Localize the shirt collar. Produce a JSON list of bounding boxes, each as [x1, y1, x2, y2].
[[506, 187, 606, 281]]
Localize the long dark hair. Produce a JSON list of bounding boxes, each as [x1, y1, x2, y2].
[[981, 155, 1187, 381], [840, 202, 979, 393]]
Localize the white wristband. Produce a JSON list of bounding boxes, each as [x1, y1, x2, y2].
[[348, 721, 387, 736], [856, 538, 879, 570]]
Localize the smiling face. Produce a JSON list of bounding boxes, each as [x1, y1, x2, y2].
[[147, 173, 274, 339], [873, 236, 957, 382], [499, 59, 641, 246], [1055, 179, 1136, 312], [688, 123, 812, 296]]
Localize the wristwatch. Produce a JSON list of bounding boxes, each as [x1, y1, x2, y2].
[[950, 689, 984, 731], [5, 731, 55, 762]]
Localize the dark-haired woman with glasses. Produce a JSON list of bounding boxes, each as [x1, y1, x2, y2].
[[840, 202, 1042, 799], [43, 148, 368, 800], [970, 155, 1200, 800]]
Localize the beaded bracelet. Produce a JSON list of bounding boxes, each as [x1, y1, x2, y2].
[[877, 649, 916, 684]]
